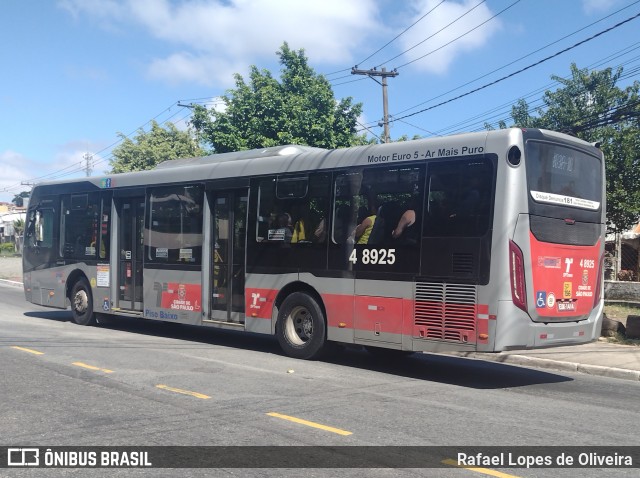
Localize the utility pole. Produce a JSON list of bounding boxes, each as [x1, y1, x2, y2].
[[351, 66, 399, 143], [83, 152, 93, 177]]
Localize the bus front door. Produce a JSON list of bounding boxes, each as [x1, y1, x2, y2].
[[210, 190, 248, 323], [117, 198, 144, 311]]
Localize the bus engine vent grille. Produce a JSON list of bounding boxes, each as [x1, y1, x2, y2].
[[452, 253, 474, 276], [414, 281, 477, 343]]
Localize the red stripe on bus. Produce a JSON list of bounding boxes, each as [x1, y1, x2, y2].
[[249, 287, 488, 344]]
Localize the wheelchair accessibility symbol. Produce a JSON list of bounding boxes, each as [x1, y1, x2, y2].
[[536, 291, 546, 308]]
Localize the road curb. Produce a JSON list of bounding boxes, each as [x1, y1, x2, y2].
[[0, 279, 23, 289], [440, 351, 640, 382]]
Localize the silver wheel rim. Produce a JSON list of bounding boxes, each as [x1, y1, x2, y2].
[[284, 305, 313, 346], [74, 289, 89, 314]]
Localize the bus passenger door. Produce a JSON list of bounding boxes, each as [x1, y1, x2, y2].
[[117, 198, 144, 311], [210, 190, 248, 323]]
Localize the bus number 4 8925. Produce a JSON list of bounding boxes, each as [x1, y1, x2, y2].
[[349, 248, 396, 265]]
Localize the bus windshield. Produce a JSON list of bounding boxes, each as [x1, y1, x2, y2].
[[526, 140, 602, 211]]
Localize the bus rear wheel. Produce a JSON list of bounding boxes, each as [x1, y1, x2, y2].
[[276, 292, 326, 360], [70, 278, 96, 326]]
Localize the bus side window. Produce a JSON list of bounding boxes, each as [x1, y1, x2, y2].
[[61, 194, 100, 259], [257, 174, 329, 245], [99, 195, 111, 259], [147, 185, 204, 264], [336, 165, 423, 246], [424, 159, 493, 237], [30, 208, 54, 248]]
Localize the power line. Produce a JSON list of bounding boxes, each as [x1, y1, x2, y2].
[[356, 0, 446, 67], [9, 98, 211, 191], [393, 0, 640, 117], [392, 10, 640, 122], [357, 35, 640, 137], [393, 0, 521, 70], [456, 46, 640, 134], [375, 0, 489, 68]]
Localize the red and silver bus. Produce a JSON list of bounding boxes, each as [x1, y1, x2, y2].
[[23, 128, 605, 359]]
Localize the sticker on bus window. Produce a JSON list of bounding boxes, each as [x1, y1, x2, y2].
[[268, 228, 286, 241], [530, 191, 600, 210], [156, 248, 168, 259], [179, 248, 193, 261]]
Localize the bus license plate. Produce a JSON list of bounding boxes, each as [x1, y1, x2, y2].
[[557, 301, 575, 312]]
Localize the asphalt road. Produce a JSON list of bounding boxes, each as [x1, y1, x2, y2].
[[1, 283, 639, 477]]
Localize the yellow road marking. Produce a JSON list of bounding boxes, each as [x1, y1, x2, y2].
[[267, 412, 352, 436], [156, 384, 211, 400], [11, 346, 44, 355], [72, 362, 114, 374], [442, 459, 522, 478]]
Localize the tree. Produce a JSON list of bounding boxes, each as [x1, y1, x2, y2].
[[190, 42, 367, 153], [109, 121, 204, 173], [12, 218, 24, 253], [495, 63, 640, 234], [12, 191, 30, 207]]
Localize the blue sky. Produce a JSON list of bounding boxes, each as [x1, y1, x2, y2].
[[1, 0, 639, 203]]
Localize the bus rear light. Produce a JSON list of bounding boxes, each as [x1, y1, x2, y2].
[[509, 240, 527, 312]]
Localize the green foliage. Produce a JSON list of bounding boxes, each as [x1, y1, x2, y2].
[[190, 42, 364, 153], [12, 218, 24, 235], [499, 63, 640, 233], [109, 121, 204, 173], [12, 191, 30, 207], [0, 243, 14, 253], [394, 134, 423, 142]]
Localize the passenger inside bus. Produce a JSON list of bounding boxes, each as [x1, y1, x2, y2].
[[367, 201, 399, 245], [392, 199, 418, 244], [290, 204, 309, 243], [354, 205, 377, 244], [267, 212, 293, 242]]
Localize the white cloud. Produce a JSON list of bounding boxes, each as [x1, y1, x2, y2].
[[58, 0, 383, 86], [146, 52, 247, 87], [396, 0, 503, 74], [0, 151, 38, 203], [582, 0, 619, 15], [0, 140, 113, 203]]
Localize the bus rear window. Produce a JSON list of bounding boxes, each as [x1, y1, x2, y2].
[[526, 141, 602, 211]]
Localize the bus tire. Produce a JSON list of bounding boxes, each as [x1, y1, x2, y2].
[[276, 292, 326, 360], [70, 278, 96, 326]]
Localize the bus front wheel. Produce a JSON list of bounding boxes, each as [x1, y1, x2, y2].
[[276, 292, 326, 360], [70, 278, 96, 326]]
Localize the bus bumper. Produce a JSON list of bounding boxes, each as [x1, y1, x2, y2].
[[494, 299, 604, 351]]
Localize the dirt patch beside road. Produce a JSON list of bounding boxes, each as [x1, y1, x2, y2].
[[0, 256, 23, 282]]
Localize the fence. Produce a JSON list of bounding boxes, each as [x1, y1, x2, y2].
[[605, 235, 640, 282]]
